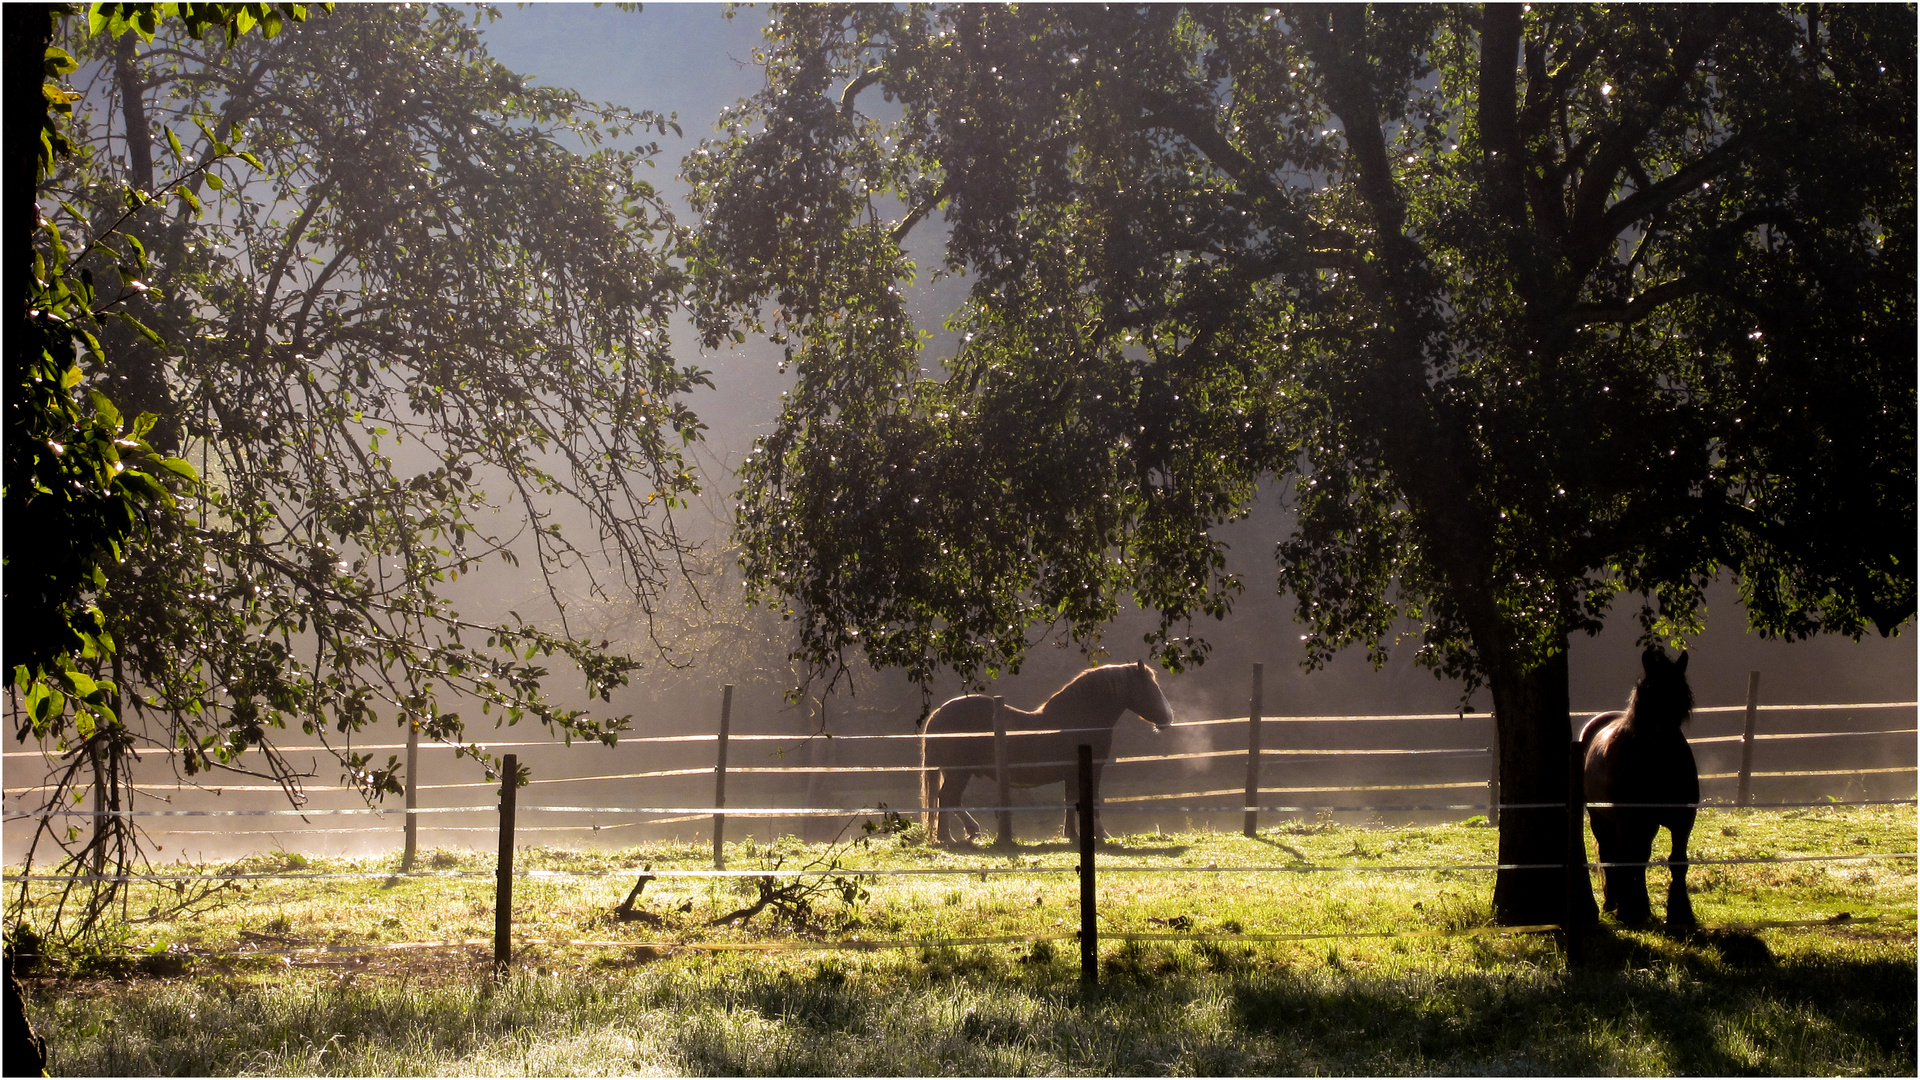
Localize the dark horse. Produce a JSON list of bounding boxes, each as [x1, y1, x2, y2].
[[1580, 647, 1699, 927], [921, 661, 1174, 844]]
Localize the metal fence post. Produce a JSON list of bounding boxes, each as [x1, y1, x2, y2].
[[713, 684, 733, 869], [401, 719, 419, 872], [993, 696, 1013, 846], [495, 753, 517, 977], [1243, 663, 1264, 837], [1738, 671, 1761, 807], [1078, 744, 1097, 988]]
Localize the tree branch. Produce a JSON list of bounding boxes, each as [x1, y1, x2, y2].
[[1565, 277, 1699, 329], [1477, 5, 1527, 232], [1595, 133, 1750, 243], [1568, 11, 1730, 260], [839, 65, 884, 117], [1298, 6, 1410, 255], [889, 178, 947, 244], [1123, 86, 1342, 251]]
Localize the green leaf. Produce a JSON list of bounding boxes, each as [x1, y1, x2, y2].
[[157, 456, 201, 483], [88, 388, 123, 430], [33, 688, 65, 724], [204, 172, 224, 191], [112, 311, 165, 346], [166, 126, 183, 161]]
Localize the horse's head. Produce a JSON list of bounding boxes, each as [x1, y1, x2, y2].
[[1629, 647, 1694, 730], [1127, 660, 1175, 731]]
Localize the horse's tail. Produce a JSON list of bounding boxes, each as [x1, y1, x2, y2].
[[919, 728, 931, 836]]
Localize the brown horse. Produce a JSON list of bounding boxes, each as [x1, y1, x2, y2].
[[921, 661, 1174, 844], [1580, 647, 1699, 928]]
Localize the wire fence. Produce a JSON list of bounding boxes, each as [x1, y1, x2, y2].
[[5, 674, 1913, 980], [4, 684, 1912, 842]]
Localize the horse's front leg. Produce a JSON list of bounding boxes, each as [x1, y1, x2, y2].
[[1064, 772, 1082, 843], [1611, 814, 1658, 926], [1664, 810, 1698, 930], [1064, 767, 1108, 842]]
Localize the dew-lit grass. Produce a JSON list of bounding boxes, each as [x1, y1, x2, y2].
[[15, 805, 1914, 1075]]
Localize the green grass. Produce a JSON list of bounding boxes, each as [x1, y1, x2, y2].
[[12, 805, 1915, 1075]]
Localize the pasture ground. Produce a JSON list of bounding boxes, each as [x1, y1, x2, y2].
[[11, 804, 1915, 1075]]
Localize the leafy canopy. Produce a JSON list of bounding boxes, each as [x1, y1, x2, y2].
[[689, 4, 1912, 698], [14, 3, 706, 921]]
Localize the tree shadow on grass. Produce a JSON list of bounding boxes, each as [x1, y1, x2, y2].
[[953, 837, 1192, 857], [1226, 930, 1915, 1075], [1248, 834, 1310, 860]]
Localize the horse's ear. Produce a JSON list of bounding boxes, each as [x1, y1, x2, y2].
[[1641, 646, 1663, 672], [1135, 659, 1147, 671], [1676, 651, 1689, 673]]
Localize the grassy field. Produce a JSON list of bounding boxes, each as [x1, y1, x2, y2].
[[11, 804, 1915, 1075]]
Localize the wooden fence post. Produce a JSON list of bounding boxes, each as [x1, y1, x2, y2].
[[803, 693, 830, 843], [919, 726, 930, 838], [1243, 664, 1264, 837], [1078, 744, 1097, 988], [401, 719, 419, 872], [495, 753, 517, 977], [712, 684, 733, 870], [1737, 671, 1761, 807], [1564, 739, 1586, 965], [88, 737, 105, 877], [1488, 742, 1500, 828], [993, 696, 1013, 846]]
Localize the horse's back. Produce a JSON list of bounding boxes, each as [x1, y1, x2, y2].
[[1580, 711, 1625, 748], [923, 693, 1023, 770], [923, 693, 993, 733], [1584, 711, 1698, 808]]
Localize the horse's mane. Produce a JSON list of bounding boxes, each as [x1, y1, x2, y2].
[[1040, 663, 1132, 715], [1624, 649, 1694, 733]]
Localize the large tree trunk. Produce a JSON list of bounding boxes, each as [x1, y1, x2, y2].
[[3, 946, 47, 1077], [1487, 644, 1597, 926]]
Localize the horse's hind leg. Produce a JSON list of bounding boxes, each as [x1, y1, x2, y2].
[[1663, 810, 1698, 929], [1589, 810, 1624, 917], [934, 771, 972, 846], [1092, 764, 1110, 841]]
